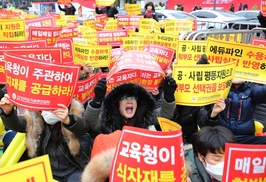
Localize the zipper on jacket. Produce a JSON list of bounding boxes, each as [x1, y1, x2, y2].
[[227, 98, 232, 118], [238, 100, 242, 120]]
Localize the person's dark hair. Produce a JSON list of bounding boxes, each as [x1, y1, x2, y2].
[[196, 54, 209, 64], [144, 2, 155, 11], [191, 126, 236, 156]]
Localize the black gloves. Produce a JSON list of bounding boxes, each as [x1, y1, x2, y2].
[[196, 54, 209, 64], [93, 78, 107, 103], [163, 76, 177, 102]]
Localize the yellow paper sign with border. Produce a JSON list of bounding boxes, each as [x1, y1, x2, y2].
[[153, 33, 179, 50], [73, 43, 111, 67], [172, 62, 236, 106], [164, 19, 193, 34], [0, 19, 26, 41], [103, 19, 118, 30], [176, 40, 207, 63], [209, 33, 242, 43], [125, 4, 142, 15], [128, 32, 155, 40], [64, 15, 77, 22], [139, 18, 161, 33], [206, 38, 266, 84], [158, 117, 182, 132], [122, 37, 153, 51], [0, 155, 53, 182], [96, 0, 116, 6]]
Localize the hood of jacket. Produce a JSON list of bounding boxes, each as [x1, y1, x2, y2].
[[23, 98, 84, 158], [101, 83, 156, 134]]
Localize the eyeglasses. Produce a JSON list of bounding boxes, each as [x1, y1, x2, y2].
[[120, 95, 138, 101]]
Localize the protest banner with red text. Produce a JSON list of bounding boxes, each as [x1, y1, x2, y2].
[[28, 27, 62, 47], [153, 33, 179, 51], [54, 38, 74, 64], [206, 38, 266, 84], [110, 126, 186, 182], [223, 143, 266, 182], [139, 70, 164, 92], [4, 53, 80, 110], [97, 30, 128, 47], [144, 44, 174, 70], [60, 26, 78, 39], [74, 73, 100, 104]]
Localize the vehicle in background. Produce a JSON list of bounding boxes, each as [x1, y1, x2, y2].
[[156, 10, 197, 21], [235, 10, 260, 20], [190, 9, 248, 29]]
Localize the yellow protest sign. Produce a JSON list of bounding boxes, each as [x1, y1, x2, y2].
[[64, 15, 77, 22], [164, 20, 193, 34], [103, 19, 118, 30], [206, 38, 266, 84], [158, 117, 182, 132], [153, 33, 179, 50], [176, 40, 207, 63], [122, 37, 153, 51], [0, 155, 53, 182], [73, 37, 90, 45], [73, 43, 111, 67], [83, 19, 95, 29], [139, 18, 161, 33], [128, 32, 155, 39], [0, 19, 26, 41], [96, 0, 116, 6], [172, 62, 236, 106], [125, 4, 142, 15]]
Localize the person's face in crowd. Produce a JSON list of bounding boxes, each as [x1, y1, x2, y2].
[[67, 3, 72, 8], [198, 150, 225, 181], [147, 5, 152, 10], [119, 95, 138, 119], [232, 78, 244, 89]]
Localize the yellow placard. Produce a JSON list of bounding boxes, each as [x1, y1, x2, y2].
[[0, 19, 26, 41], [83, 19, 95, 29], [153, 33, 179, 50], [172, 62, 236, 106], [124, 4, 142, 15], [64, 15, 77, 22], [139, 18, 161, 33], [0, 155, 53, 182], [128, 32, 155, 40], [103, 19, 118, 30], [158, 117, 182, 132], [176, 40, 207, 63], [122, 37, 153, 51], [164, 19, 193, 34], [206, 38, 266, 84], [96, 0, 116, 6], [73, 43, 111, 67]]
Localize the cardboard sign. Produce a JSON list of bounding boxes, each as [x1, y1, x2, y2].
[[4, 53, 80, 110], [110, 126, 186, 182], [25, 16, 56, 31], [223, 143, 266, 182], [0, 155, 53, 182]]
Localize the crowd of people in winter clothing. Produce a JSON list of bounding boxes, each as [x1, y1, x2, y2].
[[1, 1, 266, 182]]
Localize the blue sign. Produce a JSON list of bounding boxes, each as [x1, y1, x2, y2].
[[40, 4, 56, 13]]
